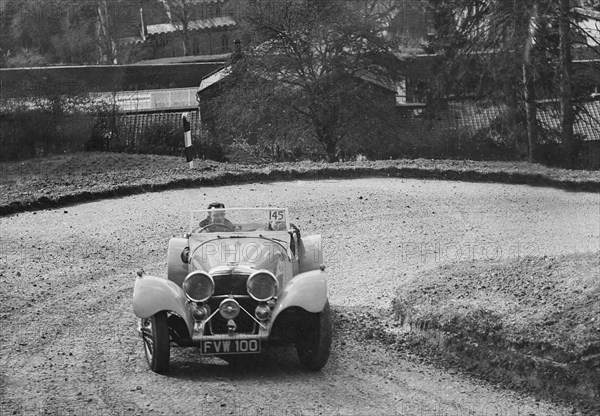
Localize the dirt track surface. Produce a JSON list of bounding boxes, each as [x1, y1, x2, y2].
[[1, 178, 599, 415]]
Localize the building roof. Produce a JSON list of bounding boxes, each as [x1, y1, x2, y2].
[[450, 102, 505, 131], [356, 71, 397, 93], [537, 100, 600, 142], [136, 54, 229, 65], [146, 16, 236, 35], [448, 100, 600, 142], [198, 66, 230, 92]]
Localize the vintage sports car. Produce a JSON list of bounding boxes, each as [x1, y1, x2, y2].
[[133, 207, 332, 373]]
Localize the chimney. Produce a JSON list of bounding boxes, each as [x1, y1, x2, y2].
[[140, 7, 147, 41]]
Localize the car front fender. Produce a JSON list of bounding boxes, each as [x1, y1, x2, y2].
[[167, 237, 188, 287], [298, 235, 323, 273], [133, 275, 194, 336], [271, 270, 328, 321]]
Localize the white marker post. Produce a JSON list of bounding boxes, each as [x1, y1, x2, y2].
[[182, 112, 194, 169]]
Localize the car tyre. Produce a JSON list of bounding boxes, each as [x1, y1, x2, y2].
[[296, 301, 332, 371], [141, 311, 170, 373]]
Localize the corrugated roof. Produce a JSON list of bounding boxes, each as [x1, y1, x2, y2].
[[447, 100, 600, 142], [146, 16, 236, 35], [449, 102, 507, 131], [537, 101, 600, 141]]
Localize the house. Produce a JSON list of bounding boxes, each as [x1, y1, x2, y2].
[[117, 0, 243, 62], [195, 59, 406, 133]]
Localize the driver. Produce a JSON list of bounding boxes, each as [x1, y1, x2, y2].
[[198, 202, 234, 229], [181, 202, 233, 263]]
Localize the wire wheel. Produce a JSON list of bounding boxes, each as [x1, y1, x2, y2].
[[141, 311, 170, 373]]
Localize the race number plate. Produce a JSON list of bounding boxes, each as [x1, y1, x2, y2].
[[200, 339, 261, 355], [269, 210, 286, 222]]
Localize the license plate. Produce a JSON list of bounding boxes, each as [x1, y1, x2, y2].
[[200, 339, 261, 355]]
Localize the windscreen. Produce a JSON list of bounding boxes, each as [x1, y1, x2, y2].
[[189, 208, 289, 234], [187, 208, 291, 272]]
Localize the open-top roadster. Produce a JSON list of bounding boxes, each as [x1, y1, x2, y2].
[[133, 207, 332, 372]]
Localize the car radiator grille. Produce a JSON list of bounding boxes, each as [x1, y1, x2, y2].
[[213, 273, 249, 296], [208, 273, 258, 334]]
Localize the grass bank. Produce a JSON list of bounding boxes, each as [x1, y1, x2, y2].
[[390, 253, 600, 413], [1, 152, 599, 216]]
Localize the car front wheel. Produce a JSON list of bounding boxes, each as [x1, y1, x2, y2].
[[296, 301, 332, 371], [140, 312, 170, 373]]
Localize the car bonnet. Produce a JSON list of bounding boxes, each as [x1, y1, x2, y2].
[[187, 233, 290, 275]]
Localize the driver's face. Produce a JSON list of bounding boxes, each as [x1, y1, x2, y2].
[[210, 211, 226, 224]]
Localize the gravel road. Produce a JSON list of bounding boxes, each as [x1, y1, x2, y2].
[[1, 178, 599, 415]]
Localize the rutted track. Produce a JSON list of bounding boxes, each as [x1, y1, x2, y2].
[[1, 178, 598, 415]]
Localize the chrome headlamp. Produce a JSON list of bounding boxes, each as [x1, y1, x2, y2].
[[192, 304, 211, 321], [255, 304, 271, 321], [246, 270, 278, 301], [182, 271, 215, 302], [219, 298, 241, 320]]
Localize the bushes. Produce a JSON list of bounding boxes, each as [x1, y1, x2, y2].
[[1, 107, 227, 162], [1, 84, 102, 161], [135, 123, 180, 155], [1, 111, 40, 161], [85, 112, 226, 161], [0, 110, 93, 161], [1, 96, 595, 168], [195, 127, 226, 162]]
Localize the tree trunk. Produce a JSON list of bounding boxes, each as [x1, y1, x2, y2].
[[181, 23, 189, 56], [559, 0, 576, 167], [97, 0, 117, 64], [325, 141, 337, 162], [312, 100, 340, 162], [314, 123, 338, 162], [503, 80, 523, 158], [315, 122, 338, 162], [523, 63, 537, 162], [522, 2, 538, 162]]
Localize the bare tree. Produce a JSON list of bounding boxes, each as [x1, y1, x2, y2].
[[211, 0, 401, 162], [426, 0, 544, 160], [1, 0, 121, 65], [96, 0, 118, 63], [427, 0, 600, 165], [523, 2, 540, 162], [161, 0, 206, 56]]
